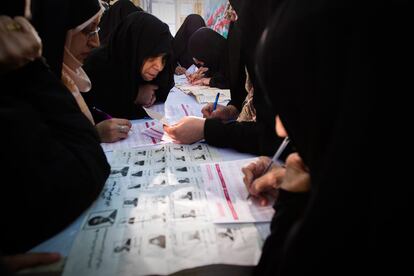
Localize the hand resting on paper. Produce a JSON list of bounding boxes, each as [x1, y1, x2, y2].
[[163, 116, 205, 144], [96, 118, 132, 143], [187, 66, 208, 83], [242, 153, 311, 206], [202, 103, 239, 121], [191, 77, 211, 86], [135, 84, 158, 108], [175, 66, 187, 75]]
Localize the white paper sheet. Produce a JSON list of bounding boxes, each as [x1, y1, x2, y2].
[[144, 104, 197, 125], [186, 64, 198, 74], [175, 85, 231, 104], [200, 159, 275, 223], [63, 146, 263, 276], [100, 120, 168, 152], [141, 121, 173, 142]]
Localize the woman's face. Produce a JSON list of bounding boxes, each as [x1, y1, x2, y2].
[[70, 16, 101, 62], [141, 54, 166, 81], [275, 115, 288, 137]]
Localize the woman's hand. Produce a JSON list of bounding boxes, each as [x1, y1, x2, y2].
[[201, 104, 239, 121], [175, 66, 187, 75], [163, 116, 205, 144], [96, 118, 132, 143], [0, 16, 42, 73], [242, 153, 311, 206], [191, 77, 210, 86], [187, 67, 208, 83], [135, 84, 158, 107], [243, 157, 286, 206], [279, 153, 311, 193]]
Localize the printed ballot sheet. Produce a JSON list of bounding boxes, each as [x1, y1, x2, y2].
[[101, 120, 168, 152], [143, 103, 197, 126], [201, 159, 275, 223], [63, 145, 263, 276]]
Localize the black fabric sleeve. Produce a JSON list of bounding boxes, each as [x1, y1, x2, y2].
[[253, 190, 309, 276], [0, 63, 110, 254], [204, 118, 283, 156], [209, 71, 230, 89]]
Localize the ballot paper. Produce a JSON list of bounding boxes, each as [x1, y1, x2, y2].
[[175, 85, 231, 104], [143, 104, 197, 125], [174, 74, 188, 86], [100, 120, 168, 152], [63, 145, 263, 276], [186, 64, 198, 74], [200, 159, 275, 223], [141, 121, 173, 142]]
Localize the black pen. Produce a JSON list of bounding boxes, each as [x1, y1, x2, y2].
[[246, 137, 290, 200]]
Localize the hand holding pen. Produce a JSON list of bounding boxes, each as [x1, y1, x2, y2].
[[92, 107, 133, 142], [242, 137, 291, 205]]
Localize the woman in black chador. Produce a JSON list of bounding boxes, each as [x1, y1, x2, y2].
[[84, 11, 174, 120], [172, 14, 205, 74], [98, 0, 143, 45], [187, 27, 229, 89]]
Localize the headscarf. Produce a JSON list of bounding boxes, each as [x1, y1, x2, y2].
[[31, 0, 103, 77], [256, 0, 411, 274], [173, 14, 206, 69], [83, 11, 174, 119], [1, 0, 110, 254], [61, 1, 104, 124], [98, 0, 143, 45], [188, 27, 226, 73]]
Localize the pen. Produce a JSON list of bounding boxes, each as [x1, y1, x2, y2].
[[246, 136, 290, 200], [92, 106, 112, 120], [213, 92, 220, 111]]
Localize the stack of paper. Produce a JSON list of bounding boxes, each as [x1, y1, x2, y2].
[[175, 85, 231, 104]]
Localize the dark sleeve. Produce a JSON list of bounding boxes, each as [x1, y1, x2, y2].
[[226, 21, 246, 111], [254, 190, 309, 276], [209, 71, 230, 89], [204, 119, 284, 156], [0, 63, 110, 254]]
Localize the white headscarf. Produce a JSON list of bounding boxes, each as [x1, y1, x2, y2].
[[62, 4, 104, 124]]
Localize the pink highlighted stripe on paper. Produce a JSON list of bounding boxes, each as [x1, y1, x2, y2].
[[215, 164, 238, 220]]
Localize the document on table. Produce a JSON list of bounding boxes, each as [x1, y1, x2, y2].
[[201, 159, 275, 223], [101, 120, 168, 152], [143, 103, 198, 125], [186, 64, 198, 74], [175, 85, 231, 104], [63, 145, 263, 276]]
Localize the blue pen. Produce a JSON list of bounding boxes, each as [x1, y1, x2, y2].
[[213, 92, 220, 111]]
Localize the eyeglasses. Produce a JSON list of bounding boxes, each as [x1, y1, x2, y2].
[[81, 27, 100, 40]]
